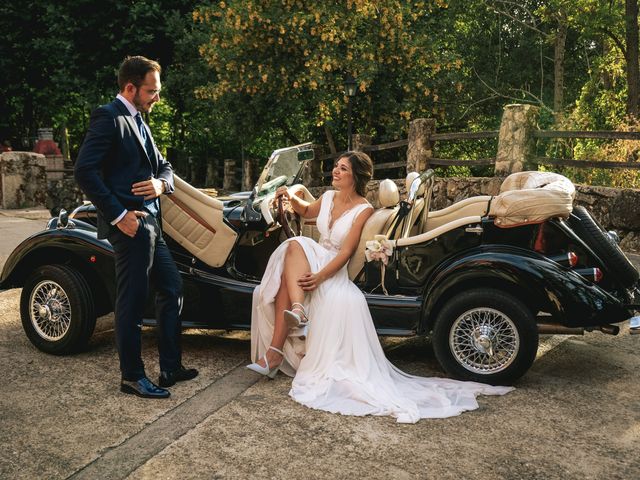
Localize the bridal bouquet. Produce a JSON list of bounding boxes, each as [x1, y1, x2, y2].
[[365, 235, 394, 265]]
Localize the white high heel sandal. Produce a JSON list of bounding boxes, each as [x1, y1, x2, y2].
[[246, 346, 284, 379], [284, 302, 310, 329]]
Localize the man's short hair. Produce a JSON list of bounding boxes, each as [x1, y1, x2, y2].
[[117, 56, 161, 91]]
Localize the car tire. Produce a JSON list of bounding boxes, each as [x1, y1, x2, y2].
[[432, 288, 538, 385], [568, 206, 638, 288], [20, 265, 96, 355]]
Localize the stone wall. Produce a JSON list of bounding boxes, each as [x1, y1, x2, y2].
[[0, 152, 48, 208], [46, 177, 85, 215], [0, 151, 84, 213], [310, 176, 640, 253], [36, 154, 65, 181]]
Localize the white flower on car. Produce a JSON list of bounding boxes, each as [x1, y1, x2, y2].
[[365, 234, 394, 266]]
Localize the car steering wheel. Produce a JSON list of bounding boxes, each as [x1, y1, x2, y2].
[[277, 194, 301, 238]]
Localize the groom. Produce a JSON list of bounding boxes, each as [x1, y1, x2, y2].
[[75, 55, 197, 399]]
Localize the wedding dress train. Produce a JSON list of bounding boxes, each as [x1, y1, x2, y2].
[[250, 190, 513, 423]]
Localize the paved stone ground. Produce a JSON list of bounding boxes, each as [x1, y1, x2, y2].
[[0, 210, 49, 272], [1, 210, 639, 479], [1, 284, 638, 479]]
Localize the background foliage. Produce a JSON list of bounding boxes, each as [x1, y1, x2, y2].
[[0, 0, 638, 186]]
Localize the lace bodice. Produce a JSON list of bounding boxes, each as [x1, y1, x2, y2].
[[316, 191, 372, 254]]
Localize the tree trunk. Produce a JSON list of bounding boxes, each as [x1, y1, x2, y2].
[[59, 123, 70, 161], [323, 124, 337, 154], [625, 0, 639, 119], [407, 118, 435, 174], [553, 18, 568, 120]]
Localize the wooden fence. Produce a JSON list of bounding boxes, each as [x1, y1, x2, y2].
[[291, 104, 640, 186], [50, 104, 640, 191]]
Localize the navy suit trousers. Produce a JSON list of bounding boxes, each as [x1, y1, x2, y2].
[[108, 215, 183, 380]]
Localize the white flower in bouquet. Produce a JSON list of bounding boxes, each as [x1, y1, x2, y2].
[[365, 235, 393, 265]]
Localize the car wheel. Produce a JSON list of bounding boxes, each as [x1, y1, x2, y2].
[[432, 288, 538, 385], [20, 265, 96, 355], [568, 206, 638, 288]]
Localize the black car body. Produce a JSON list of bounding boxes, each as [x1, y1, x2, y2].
[[2, 143, 638, 384]]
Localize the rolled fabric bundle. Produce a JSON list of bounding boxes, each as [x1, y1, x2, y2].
[[489, 171, 575, 227]]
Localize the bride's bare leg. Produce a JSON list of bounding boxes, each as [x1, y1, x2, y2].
[[259, 241, 310, 368], [282, 240, 310, 305], [257, 280, 289, 369]]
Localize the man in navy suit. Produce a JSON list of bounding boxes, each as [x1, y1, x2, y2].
[[75, 56, 197, 398]]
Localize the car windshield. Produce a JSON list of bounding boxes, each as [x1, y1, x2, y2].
[[255, 143, 312, 196]]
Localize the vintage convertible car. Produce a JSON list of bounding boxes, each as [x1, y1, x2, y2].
[[2, 143, 639, 384]]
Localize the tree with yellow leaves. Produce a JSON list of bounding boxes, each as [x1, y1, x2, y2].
[[193, 0, 461, 149]]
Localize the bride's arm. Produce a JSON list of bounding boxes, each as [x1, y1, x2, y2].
[[298, 206, 374, 291], [275, 187, 322, 219]]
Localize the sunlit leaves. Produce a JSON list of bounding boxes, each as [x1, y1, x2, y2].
[[194, 0, 459, 141]]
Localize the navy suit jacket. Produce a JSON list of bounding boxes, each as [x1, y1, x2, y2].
[[74, 98, 175, 238]]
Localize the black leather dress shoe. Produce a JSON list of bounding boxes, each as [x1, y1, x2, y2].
[[120, 377, 170, 399], [158, 365, 199, 387]]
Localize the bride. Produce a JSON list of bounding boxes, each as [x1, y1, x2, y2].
[[248, 151, 513, 423]]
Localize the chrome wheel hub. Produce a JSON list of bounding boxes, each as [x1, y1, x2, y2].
[[449, 307, 519, 374], [29, 281, 72, 341]]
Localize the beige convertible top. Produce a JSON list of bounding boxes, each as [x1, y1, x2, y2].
[[488, 171, 575, 227]]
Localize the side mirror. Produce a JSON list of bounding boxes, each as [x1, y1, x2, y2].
[[57, 208, 69, 229], [297, 149, 314, 162]]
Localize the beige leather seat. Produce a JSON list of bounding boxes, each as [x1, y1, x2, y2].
[[347, 179, 400, 280], [161, 175, 238, 267], [407, 171, 490, 233], [426, 196, 492, 231]]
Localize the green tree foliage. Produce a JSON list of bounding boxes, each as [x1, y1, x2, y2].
[[0, 0, 638, 187], [194, 0, 463, 149], [0, 0, 194, 156]]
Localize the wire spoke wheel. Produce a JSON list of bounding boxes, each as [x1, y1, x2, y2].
[[433, 288, 538, 384], [449, 307, 519, 374], [29, 280, 72, 341], [20, 265, 95, 355]]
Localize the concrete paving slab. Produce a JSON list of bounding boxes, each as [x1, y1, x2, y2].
[[69, 365, 259, 480], [1, 215, 639, 479], [127, 330, 640, 480], [0, 288, 250, 480], [0, 215, 49, 272]]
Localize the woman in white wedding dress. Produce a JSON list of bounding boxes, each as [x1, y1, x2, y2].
[[248, 152, 513, 423]]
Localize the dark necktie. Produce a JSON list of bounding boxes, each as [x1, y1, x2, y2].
[[135, 113, 153, 158], [135, 113, 159, 217]]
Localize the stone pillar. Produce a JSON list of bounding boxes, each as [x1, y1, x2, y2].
[[495, 104, 540, 175], [242, 158, 256, 191], [352, 134, 372, 152], [223, 159, 236, 191], [407, 118, 435, 173], [205, 161, 217, 187], [33, 127, 62, 157], [0, 152, 48, 208]]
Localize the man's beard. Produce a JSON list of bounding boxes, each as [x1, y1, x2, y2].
[[133, 93, 152, 113]]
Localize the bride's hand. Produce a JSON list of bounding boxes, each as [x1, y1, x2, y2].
[[275, 186, 290, 201], [272, 186, 290, 210], [297, 272, 325, 291]]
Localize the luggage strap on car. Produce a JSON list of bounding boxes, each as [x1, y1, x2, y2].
[[388, 201, 411, 239]]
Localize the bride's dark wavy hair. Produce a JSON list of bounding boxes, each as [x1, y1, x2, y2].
[[339, 151, 373, 197]]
